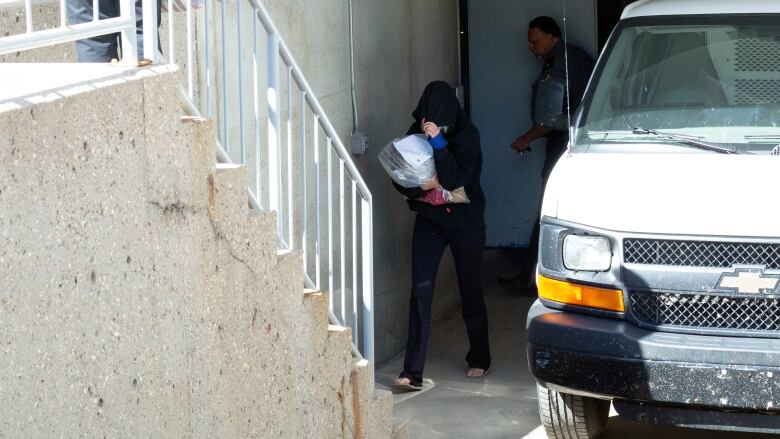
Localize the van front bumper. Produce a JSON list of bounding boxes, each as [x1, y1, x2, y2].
[[527, 300, 780, 414]]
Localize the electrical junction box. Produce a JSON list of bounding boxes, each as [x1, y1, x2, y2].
[[351, 130, 368, 155]]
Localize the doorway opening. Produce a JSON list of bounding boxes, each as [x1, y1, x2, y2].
[[596, 0, 639, 52], [458, 0, 471, 116]]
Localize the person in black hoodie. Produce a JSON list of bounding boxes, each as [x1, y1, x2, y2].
[[393, 81, 491, 391]]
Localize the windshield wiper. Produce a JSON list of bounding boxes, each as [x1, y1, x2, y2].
[[632, 127, 739, 154]]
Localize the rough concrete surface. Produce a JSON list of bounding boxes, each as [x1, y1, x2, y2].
[[0, 64, 395, 437]]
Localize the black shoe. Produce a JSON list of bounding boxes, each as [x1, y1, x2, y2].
[[394, 378, 423, 391]]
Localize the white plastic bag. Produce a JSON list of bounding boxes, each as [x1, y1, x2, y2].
[[378, 134, 436, 188]]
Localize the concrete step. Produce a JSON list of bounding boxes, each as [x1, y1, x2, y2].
[[346, 358, 373, 439], [180, 115, 217, 182], [366, 389, 394, 439], [243, 208, 277, 271], [293, 289, 326, 436], [392, 418, 410, 439], [211, 164, 248, 226], [302, 289, 329, 332], [292, 322, 353, 438], [275, 249, 303, 290], [207, 164, 255, 274], [325, 325, 353, 386]]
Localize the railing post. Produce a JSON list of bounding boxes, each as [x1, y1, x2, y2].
[[287, 67, 294, 249], [339, 160, 346, 325], [301, 91, 308, 276], [361, 198, 374, 362], [142, 0, 158, 62], [327, 139, 334, 312], [313, 115, 321, 289], [252, 16, 262, 207], [186, 0, 193, 98], [25, 0, 33, 33], [236, 0, 245, 164], [352, 181, 358, 346], [119, 0, 138, 64], [167, 0, 174, 63], [267, 32, 281, 217], [59, 0, 67, 27]]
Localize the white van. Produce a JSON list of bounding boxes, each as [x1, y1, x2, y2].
[[527, 0, 780, 437]]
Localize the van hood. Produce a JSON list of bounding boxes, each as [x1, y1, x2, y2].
[[543, 152, 780, 238]]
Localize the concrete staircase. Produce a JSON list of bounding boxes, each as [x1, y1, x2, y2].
[[0, 64, 405, 438]]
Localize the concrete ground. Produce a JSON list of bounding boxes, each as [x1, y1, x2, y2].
[[376, 282, 776, 439]]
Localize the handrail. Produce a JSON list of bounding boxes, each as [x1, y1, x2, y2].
[[249, 0, 374, 361], [187, 0, 375, 360], [251, 1, 372, 202], [0, 0, 138, 62], [0, 17, 132, 55], [4, 0, 376, 362]]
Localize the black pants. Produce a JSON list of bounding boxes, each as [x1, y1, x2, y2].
[[400, 217, 491, 386], [524, 132, 568, 278], [67, 0, 161, 62]]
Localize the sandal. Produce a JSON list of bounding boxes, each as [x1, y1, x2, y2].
[[466, 367, 490, 378], [394, 377, 423, 391]]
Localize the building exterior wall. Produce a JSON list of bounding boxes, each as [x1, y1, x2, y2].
[[0, 64, 397, 437], [263, 0, 462, 364], [0, 0, 462, 365]]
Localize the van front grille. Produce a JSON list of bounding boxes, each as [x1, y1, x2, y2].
[[631, 290, 780, 331], [623, 239, 780, 269]]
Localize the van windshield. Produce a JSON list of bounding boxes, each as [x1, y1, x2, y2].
[[576, 16, 780, 155]]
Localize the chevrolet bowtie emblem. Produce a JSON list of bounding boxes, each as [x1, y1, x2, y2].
[[717, 270, 780, 294]]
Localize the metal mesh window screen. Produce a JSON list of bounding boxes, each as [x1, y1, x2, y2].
[[735, 79, 780, 105], [735, 38, 780, 72], [624, 239, 780, 269]]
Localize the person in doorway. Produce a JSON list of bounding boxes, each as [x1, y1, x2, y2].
[[393, 81, 491, 391], [499, 16, 594, 292]]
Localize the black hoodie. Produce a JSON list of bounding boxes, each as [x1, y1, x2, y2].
[[392, 81, 486, 231]]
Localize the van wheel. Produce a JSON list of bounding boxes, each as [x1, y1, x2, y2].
[[537, 384, 610, 439]]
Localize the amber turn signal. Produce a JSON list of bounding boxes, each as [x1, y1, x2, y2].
[[537, 275, 625, 312]]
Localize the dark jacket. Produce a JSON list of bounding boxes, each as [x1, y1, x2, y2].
[[392, 81, 486, 231], [532, 40, 595, 127]]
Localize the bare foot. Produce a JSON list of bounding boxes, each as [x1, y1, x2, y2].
[[466, 368, 489, 378]]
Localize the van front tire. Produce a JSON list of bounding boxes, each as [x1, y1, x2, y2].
[[537, 384, 609, 439]]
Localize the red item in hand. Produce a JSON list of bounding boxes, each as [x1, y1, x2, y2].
[[417, 188, 449, 205]]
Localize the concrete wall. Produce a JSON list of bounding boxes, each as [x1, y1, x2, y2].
[[1, 0, 463, 365], [0, 63, 398, 438], [262, 0, 462, 365]]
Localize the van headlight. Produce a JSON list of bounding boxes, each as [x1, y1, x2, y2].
[[562, 235, 612, 271]]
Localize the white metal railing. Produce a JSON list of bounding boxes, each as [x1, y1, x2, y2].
[[1, 0, 374, 361], [187, 0, 375, 361], [0, 0, 138, 61]]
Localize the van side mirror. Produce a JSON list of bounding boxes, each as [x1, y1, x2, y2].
[[534, 79, 569, 131]]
